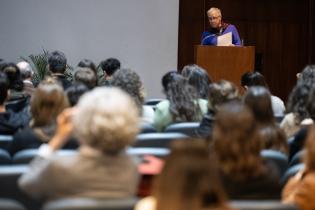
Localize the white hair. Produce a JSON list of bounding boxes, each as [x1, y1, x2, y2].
[[207, 7, 222, 17], [73, 87, 140, 154], [17, 61, 33, 79]]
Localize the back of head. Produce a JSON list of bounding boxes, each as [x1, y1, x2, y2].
[[1, 62, 24, 91], [208, 80, 239, 111], [181, 64, 211, 99], [154, 140, 227, 210], [111, 68, 144, 113], [244, 86, 274, 125], [30, 78, 69, 127], [166, 75, 201, 122], [298, 65, 315, 84], [74, 67, 97, 89], [77, 59, 97, 76], [17, 61, 33, 80], [241, 71, 268, 88], [161, 71, 178, 93], [73, 87, 140, 154], [100, 58, 120, 76], [213, 101, 264, 180], [65, 83, 89, 107], [0, 72, 9, 105], [48, 50, 67, 74]]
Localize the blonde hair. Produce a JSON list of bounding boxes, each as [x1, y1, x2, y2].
[[30, 78, 69, 127], [73, 87, 140, 154], [207, 7, 222, 17]]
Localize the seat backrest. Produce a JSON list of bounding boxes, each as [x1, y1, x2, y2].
[[289, 150, 304, 167], [12, 149, 77, 164], [0, 135, 13, 150], [140, 123, 157, 134], [0, 148, 11, 165], [42, 197, 138, 210], [133, 133, 189, 148], [230, 200, 298, 210], [164, 122, 200, 137], [144, 98, 163, 106], [0, 198, 26, 210], [260, 150, 288, 177], [281, 163, 305, 186]]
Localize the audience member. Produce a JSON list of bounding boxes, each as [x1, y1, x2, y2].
[[197, 80, 239, 138], [19, 87, 140, 201], [100, 58, 120, 86], [244, 86, 288, 154], [48, 50, 72, 90], [65, 83, 89, 107], [0, 72, 24, 134], [77, 58, 97, 76], [241, 71, 285, 117], [111, 68, 154, 124], [161, 71, 178, 93], [16, 61, 35, 96], [213, 101, 281, 199], [153, 74, 208, 131], [136, 140, 232, 210], [181, 64, 211, 99], [282, 124, 315, 210], [73, 67, 97, 89], [8, 78, 77, 155]]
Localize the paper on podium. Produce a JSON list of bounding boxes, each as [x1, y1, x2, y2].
[[217, 32, 232, 46]]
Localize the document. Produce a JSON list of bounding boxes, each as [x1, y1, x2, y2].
[[217, 32, 232, 46]]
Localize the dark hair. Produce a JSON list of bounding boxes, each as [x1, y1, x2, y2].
[[161, 71, 178, 92], [241, 71, 268, 88], [0, 72, 9, 104], [74, 68, 97, 89], [48, 50, 67, 73], [77, 59, 97, 76], [1, 62, 24, 91], [100, 58, 120, 76], [66, 83, 89, 107], [298, 65, 315, 84], [111, 69, 144, 114], [182, 64, 211, 99], [166, 75, 202, 122], [287, 82, 311, 123]]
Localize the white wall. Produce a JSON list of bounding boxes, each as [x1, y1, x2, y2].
[[0, 0, 179, 97]]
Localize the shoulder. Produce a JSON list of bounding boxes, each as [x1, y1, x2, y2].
[[155, 100, 170, 110]]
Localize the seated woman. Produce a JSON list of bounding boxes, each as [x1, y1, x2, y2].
[[18, 87, 140, 201], [153, 74, 208, 131], [111, 68, 154, 124], [212, 101, 281, 199], [8, 78, 77, 155], [244, 86, 288, 154], [135, 140, 232, 210], [282, 124, 315, 210]]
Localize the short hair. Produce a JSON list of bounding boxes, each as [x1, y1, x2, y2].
[[241, 71, 268, 88], [181, 64, 211, 99], [1, 62, 24, 91], [0, 72, 9, 105], [208, 7, 222, 17], [73, 87, 140, 154], [77, 59, 97, 76], [153, 140, 227, 210], [48, 50, 67, 73], [213, 101, 265, 181], [65, 83, 89, 107], [17, 61, 33, 79], [30, 78, 69, 127], [100, 58, 120, 76], [111, 69, 144, 114], [74, 68, 97, 89]]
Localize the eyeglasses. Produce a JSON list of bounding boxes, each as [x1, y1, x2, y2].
[[208, 16, 221, 21]]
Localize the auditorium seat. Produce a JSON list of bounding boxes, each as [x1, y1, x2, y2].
[[230, 200, 298, 210], [281, 163, 304, 186], [260, 150, 288, 177], [0, 149, 11, 165], [164, 122, 200, 137], [12, 149, 77, 164], [144, 98, 163, 106], [0, 135, 13, 150], [0, 198, 26, 210], [42, 197, 138, 210], [289, 150, 304, 167], [140, 123, 157, 134], [133, 133, 188, 148]]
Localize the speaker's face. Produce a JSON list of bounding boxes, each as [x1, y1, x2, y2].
[[207, 10, 221, 29]]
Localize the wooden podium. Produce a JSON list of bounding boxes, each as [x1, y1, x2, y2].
[[195, 45, 255, 86]]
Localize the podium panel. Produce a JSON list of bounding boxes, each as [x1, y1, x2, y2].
[[195, 45, 255, 86]]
